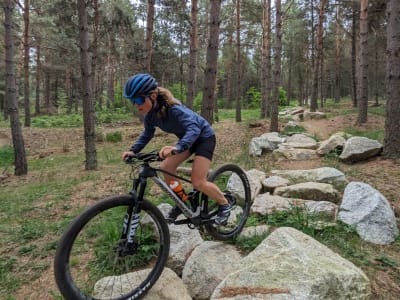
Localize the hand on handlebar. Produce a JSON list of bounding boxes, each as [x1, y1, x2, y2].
[[159, 146, 178, 159], [122, 151, 136, 162]]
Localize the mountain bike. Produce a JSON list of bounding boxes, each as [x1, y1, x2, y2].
[[54, 150, 251, 300]]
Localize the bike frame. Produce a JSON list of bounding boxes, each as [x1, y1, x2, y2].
[[122, 160, 207, 245]]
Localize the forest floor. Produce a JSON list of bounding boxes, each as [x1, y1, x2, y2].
[[1, 105, 400, 299]]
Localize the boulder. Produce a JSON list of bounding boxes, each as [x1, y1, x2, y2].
[[211, 227, 371, 300], [271, 167, 348, 191], [182, 241, 242, 300], [339, 136, 382, 163], [272, 147, 318, 161], [94, 267, 191, 300], [338, 182, 399, 244], [273, 182, 341, 204], [316, 133, 346, 156]]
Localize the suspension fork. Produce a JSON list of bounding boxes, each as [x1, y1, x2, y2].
[[120, 177, 147, 244]]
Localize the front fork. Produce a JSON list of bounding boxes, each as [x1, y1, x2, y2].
[[120, 177, 146, 246]]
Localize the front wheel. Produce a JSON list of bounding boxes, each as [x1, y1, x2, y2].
[[205, 164, 251, 240], [54, 195, 170, 300]]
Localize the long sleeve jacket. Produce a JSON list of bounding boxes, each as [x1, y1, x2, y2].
[[130, 104, 214, 153]]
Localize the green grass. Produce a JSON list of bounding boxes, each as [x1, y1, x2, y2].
[[0, 146, 14, 167], [216, 109, 261, 121], [0, 108, 132, 128], [280, 124, 307, 136], [105, 131, 123, 143], [343, 127, 384, 142]]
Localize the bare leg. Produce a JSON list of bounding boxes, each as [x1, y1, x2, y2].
[[190, 156, 228, 205], [160, 150, 191, 184]]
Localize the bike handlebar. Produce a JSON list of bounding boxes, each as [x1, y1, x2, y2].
[[124, 151, 162, 164]]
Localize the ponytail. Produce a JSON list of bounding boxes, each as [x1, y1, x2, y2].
[[150, 87, 182, 118]]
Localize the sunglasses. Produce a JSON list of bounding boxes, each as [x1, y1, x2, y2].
[[132, 94, 150, 105]]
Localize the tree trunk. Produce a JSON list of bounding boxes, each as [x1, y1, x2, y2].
[[35, 35, 41, 115], [235, 0, 241, 122], [44, 59, 50, 113], [3, 0, 28, 175], [23, 0, 31, 127], [225, 29, 233, 109], [357, 0, 368, 124], [106, 34, 115, 109], [91, 0, 99, 105], [270, 0, 282, 132], [310, 0, 317, 111], [334, 2, 341, 103], [201, 0, 221, 124], [261, 0, 271, 118], [287, 53, 293, 106], [77, 0, 97, 170], [374, 33, 379, 106], [351, 2, 358, 108], [186, 0, 198, 109], [145, 0, 155, 72], [311, 0, 326, 112], [383, 0, 400, 158]]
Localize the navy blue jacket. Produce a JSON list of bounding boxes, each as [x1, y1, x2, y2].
[[130, 103, 214, 153]]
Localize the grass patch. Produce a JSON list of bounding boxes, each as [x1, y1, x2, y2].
[[368, 105, 385, 117], [343, 127, 384, 142], [105, 131, 123, 143], [0, 146, 14, 167], [15, 108, 132, 128], [0, 256, 20, 296], [234, 233, 269, 255], [217, 109, 261, 121], [280, 124, 306, 136]]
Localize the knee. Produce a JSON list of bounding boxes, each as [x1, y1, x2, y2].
[[191, 178, 206, 191]]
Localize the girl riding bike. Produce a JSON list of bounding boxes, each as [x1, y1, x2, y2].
[[121, 73, 232, 225]]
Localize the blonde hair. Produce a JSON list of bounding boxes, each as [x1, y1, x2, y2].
[[149, 87, 181, 105], [149, 87, 182, 118]]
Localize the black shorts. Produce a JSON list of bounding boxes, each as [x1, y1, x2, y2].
[[189, 135, 216, 161]]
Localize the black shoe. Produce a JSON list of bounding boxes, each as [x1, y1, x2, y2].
[[214, 203, 232, 225], [224, 191, 236, 206], [165, 205, 182, 222]]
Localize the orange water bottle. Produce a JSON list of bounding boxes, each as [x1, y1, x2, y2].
[[169, 180, 188, 201]]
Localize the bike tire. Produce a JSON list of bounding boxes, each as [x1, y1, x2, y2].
[[205, 164, 251, 240], [54, 195, 170, 300]]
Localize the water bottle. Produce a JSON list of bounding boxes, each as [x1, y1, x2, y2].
[[169, 180, 188, 202]]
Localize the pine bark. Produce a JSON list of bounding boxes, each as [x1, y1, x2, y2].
[[145, 0, 155, 72], [383, 0, 400, 158], [235, 0, 241, 122], [261, 0, 272, 118], [311, 0, 326, 112], [201, 0, 221, 124], [334, 3, 341, 103], [270, 0, 282, 132], [351, 2, 358, 108], [23, 0, 31, 126], [3, 0, 28, 175], [357, 0, 369, 124], [35, 35, 41, 115], [186, 0, 198, 109], [77, 0, 97, 170]]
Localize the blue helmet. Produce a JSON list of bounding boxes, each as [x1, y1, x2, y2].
[[123, 73, 157, 104]]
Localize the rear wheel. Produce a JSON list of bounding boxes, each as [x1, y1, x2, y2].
[[54, 195, 170, 300], [205, 164, 251, 240]]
